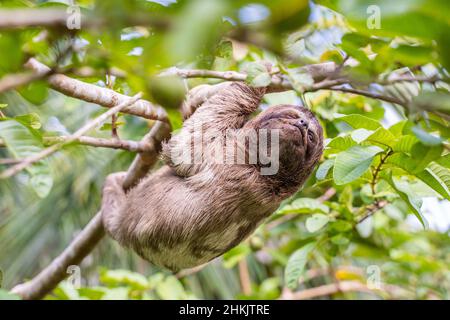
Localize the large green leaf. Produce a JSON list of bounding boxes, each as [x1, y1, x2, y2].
[[387, 151, 448, 199], [435, 154, 450, 169], [306, 214, 330, 233], [410, 143, 443, 172], [284, 242, 316, 290], [337, 114, 382, 130], [222, 243, 251, 268], [415, 168, 450, 200], [430, 162, 450, 186], [316, 158, 334, 180], [0, 119, 53, 198], [333, 145, 384, 185], [386, 174, 428, 228], [365, 127, 396, 147], [392, 135, 419, 153], [325, 135, 357, 153]]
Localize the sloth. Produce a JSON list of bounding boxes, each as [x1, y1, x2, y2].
[[101, 82, 323, 271]]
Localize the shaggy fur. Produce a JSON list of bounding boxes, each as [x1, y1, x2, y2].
[[101, 82, 323, 271]]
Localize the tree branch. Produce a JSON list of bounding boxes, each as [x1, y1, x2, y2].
[[25, 58, 168, 122], [238, 258, 252, 296], [281, 281, 376, 300], [10, 120, 171, 300], [2, 136, 152, 153], [0, 8, 170, 30], [0, 71, 50, 94], [0, 8, 72, 29], [0, 93, 143, 179], [328, 86, 406, 106], [166, 65, 442, 108], [42, 136, 150, 153]]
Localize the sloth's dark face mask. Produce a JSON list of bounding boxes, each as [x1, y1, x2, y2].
[[245, 104, 323, 184]]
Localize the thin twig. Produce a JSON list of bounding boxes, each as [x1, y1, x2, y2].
[[329, 86, 405, 106], [356, 200, 388, 224], [281, 281, 377, 300], [238, 258, 252, 296], [0, 94, 142, 179], [370, 149, 393, 194], [0, 158, 22, 165]]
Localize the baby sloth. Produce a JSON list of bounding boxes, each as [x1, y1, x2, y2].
[[101, 82, 323, 271]]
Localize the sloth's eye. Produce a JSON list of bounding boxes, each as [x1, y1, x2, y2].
[[307, 131, 314, 142]]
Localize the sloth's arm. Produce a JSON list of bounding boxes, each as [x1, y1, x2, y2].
[[162, 82, 266, 177]]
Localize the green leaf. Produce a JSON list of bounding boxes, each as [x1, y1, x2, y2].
[[412, 126, 444, 146], [155, 276, 187, 300], [0, 104, 7, 109], [165, 0, 230, 64], [326, 135, 357, 152], [0, 32, 23, 72], [333, 145, 384, 185], [351, 128, 373, 143], [411, 143, 443, 172], [337, 114, 382, 130], [278, 198, 330, 214], [331, 234, 350, 245], [243, 62, 271, 87], [306, 214, 330, 233], [78, 288, 106, 300], [0, 119, 52, 198], [222, 243, 251, 268], [424, 162, 450, 198], [14, 113, 42, 130], [387, 152, 448, 199], [167, 109, 183, 131], [392, 135, 419, 153], [415, 168, 450, 200], [334, 0, 449, 41], [365, 127, 396, 147], [316, 159, 334, 180], [411, 92, 450, 113], [99, 122, 125, 131], [435, 154, 450, 169], [330, 220, 353, 232], [386, 174, 428, 229], [0, 289, 21, 300], [99, 269, 149, 290], [284, 242, 316, 290], [388, 120, 407, 136], [17, 81, 49, 105]]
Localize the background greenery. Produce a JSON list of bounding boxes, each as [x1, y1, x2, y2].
[[0, 0, 449, 299]]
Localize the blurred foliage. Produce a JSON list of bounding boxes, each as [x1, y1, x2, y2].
[[0, 0, 449, 300]]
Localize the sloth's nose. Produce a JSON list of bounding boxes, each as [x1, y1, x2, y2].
[[298, 119, 309, 128]]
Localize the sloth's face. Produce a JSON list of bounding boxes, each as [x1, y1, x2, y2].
[[245, 105, 323, 186]]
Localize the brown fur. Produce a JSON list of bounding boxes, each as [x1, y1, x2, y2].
[[101, 82, 323, 271]]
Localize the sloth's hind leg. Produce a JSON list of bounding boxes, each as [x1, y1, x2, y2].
[[101, 172, 127, 240]]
